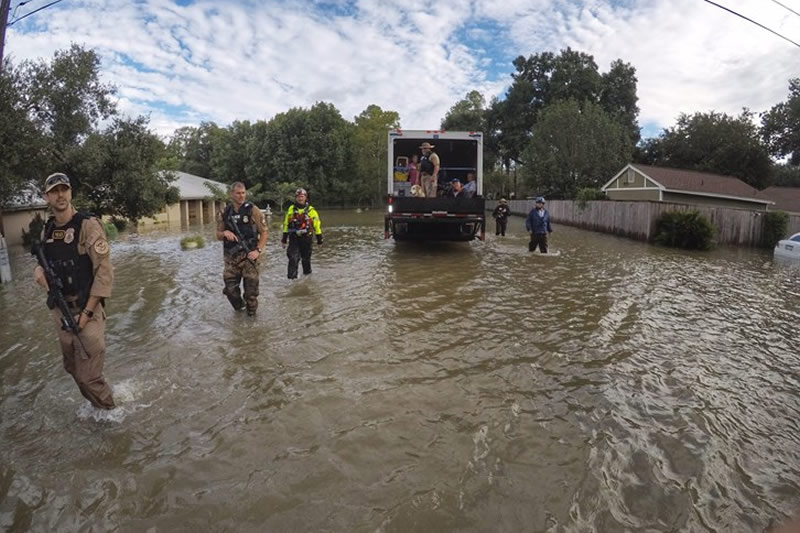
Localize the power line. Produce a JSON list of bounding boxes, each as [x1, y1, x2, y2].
[[768, 0, 800, 19], [702, 0, 800, 49], [8, 0, 64, 26]]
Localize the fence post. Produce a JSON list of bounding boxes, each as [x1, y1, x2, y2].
[[0, 234, 12, 283]]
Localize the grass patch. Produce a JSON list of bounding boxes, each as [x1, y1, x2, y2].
[[103, 222, 119, 240], [180, 235, 205, 249]]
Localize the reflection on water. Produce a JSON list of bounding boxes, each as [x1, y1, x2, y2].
[[1, 210, 799, 532]]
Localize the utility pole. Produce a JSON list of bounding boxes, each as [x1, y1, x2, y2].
[[0, 0, 10, 73]]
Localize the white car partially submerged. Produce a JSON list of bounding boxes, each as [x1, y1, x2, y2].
[[774, 232, 800, 261]]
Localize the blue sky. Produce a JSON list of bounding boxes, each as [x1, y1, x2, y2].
[[5, 0, 799, 141]]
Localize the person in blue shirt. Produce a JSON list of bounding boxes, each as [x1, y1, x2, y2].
[[525, 196, 553, 253], [463, 171, 477, 198]]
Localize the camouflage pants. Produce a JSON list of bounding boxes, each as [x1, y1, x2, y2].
[[54, 304, 115, 410], [223, 253, 260, 313]]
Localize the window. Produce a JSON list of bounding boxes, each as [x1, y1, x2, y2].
[[790, 234, 800, 242], [626, 169, 635, 184]]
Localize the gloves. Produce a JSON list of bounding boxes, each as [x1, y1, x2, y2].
[[316, 234, 323, 245]]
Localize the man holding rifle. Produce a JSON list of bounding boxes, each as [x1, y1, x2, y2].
[[32, 173, 116, 410], [216, 182, 268, 316]]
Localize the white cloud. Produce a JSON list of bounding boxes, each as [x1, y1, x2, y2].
[[5, 0, 799, 139]]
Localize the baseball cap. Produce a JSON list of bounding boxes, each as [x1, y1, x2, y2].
[[44, 173, 71, 193], [451, 178, 461, 184]]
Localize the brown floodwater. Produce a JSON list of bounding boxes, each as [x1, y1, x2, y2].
[[1, 210, 799, 532]]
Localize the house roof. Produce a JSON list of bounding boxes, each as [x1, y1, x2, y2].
[[758, 186, 800, 213], [603, 164, 772, 205], [162, 171, 228, 200], [1, 182, 47, 211]]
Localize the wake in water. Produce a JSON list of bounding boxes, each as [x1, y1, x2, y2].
[[75, 378, 149, 423]]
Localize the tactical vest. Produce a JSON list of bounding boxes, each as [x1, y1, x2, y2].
[[287, 204, 314, 238], [419, 154, 435, 175], [43, 213, 94, 309], [223, 203, 258, 255]]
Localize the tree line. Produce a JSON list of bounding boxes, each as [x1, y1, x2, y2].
[[1, 45, 799, 223]]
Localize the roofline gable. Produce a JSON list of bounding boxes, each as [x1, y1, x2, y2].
[[601, 164, 664, 191]]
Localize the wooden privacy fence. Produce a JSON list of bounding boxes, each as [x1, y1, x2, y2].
[[501, 199, 800, 247]]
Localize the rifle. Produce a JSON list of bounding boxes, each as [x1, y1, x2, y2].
[[225, 210, 256, 263], [31, 241, 89, 355]]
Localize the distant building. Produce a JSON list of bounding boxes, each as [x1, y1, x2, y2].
[[137, 171, 227, 228], [602, 164, 773, 211], [0, 183, 48, 246], [757, 186, 800, 214], [0, 171, 228, 246]]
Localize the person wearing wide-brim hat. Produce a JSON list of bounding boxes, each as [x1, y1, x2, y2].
[[492, 197, 511, 236], [418, 142, 440, 198]]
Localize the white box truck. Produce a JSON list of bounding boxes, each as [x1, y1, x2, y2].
[[384, 130, 486, 241]]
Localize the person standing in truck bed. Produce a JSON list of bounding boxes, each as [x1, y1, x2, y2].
[[419, 142, 440, 198]]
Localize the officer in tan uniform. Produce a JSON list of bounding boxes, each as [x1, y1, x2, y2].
[[216, 182, 267, 316], [33, 173, 116, 410]]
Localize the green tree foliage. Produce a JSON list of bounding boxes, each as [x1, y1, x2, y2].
[[495, 48, 639, 170], [576, 187, 607, 209], [637, 111, 772, 189], [441, 90, 487, 132], [653, 211, 714, 250], [770, 164, 800, 187], [0, 46, 115, 203], [77, 116, 179, 221], [600, 60, 641, 146], [441, 91, 504, 189], [353, 105, 400, 204], [167, 122, 221, 179], [761, 211, 789, 248], [0, 60, 42, 204], [246, 103, 354, 205], [210, 120, 253, 185], [24, 44, 116, 176], [761, 78, 800, 166], [521, 99, 633, 199], [21, 213, 45, 246], [266, 181, 303, 213]]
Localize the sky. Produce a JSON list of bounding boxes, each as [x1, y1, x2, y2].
[[4, 0, 800, 141]]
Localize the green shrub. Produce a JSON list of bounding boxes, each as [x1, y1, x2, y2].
[[761, 211, 789, 248], [22, 213, 45, 246], [180, 235, 205, 249], [575, 187, 606, 209], [653, 210, 714, 250], [103, 222, 119, 240]]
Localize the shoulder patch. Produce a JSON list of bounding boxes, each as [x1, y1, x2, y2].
[[94, 240, 110, 255]]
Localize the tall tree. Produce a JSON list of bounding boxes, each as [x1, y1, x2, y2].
[[761, 78, 800, 166], [246, 103, 353, 205], [0, 59, 44, 204], [210, 120, 252, 186], [441, 91, 505, 192], [77, 116, 179, 221], [441, 90, 487, 132], [637, 110, 772, 189], [521, 99, 633, 199], [494, 48, 639, 170], [23, 44, 116, 177], [354, 104, 400, 204], [167, 122, 220, 178], [600, 59, 640, 146]]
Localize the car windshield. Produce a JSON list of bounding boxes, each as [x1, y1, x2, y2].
[[791, 234, 800, 242]]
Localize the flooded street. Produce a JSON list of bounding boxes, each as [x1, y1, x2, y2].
[[1, 210, 799, 532]]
